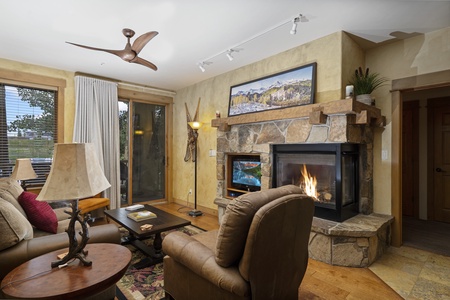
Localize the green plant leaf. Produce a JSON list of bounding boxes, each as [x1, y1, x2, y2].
[[348, 67, 388, 95]]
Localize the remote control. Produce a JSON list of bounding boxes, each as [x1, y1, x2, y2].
[[125, 204, 144, 211]]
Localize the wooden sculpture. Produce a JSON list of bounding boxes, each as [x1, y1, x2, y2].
[[184, 97, 201, 162]]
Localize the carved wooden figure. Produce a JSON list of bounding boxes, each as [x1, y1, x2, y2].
[[184, 97, 201, 162]]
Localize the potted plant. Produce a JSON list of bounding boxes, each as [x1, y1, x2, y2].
[[348, 67, 388, 105]]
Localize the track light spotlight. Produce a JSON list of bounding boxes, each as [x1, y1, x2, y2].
[[198, 61, 212, 72], [226, 50, 234, 61], [290, 17, 300, 35]]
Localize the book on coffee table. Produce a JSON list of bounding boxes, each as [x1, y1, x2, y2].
[[127, 210, 157, 222]]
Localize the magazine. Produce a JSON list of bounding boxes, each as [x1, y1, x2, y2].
[[127, 210, 157, 222]]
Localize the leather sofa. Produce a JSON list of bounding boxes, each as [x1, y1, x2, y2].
[[162, 185, 315, 300], [0, 178, 121, 283]]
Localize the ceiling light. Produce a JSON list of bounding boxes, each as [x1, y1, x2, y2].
[[198, 61, 212, 72], [226, 49, 242, 61], [226, 50, 234, 61], [290, 17, 300, 35]]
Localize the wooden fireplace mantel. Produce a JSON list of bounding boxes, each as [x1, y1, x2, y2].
[[211, 98, 385, 131]]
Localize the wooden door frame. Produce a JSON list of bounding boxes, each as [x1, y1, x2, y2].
[[391, 69, 450, 247], [118, 88, 174, 204], [402, 100, 420, 218], [427, 97, 450, 221]]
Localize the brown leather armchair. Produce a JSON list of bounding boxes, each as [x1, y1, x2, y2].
[[162, 185, 315, 300]]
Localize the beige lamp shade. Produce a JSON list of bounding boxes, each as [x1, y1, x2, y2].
[[10, 158, 38, 181], [37, 143, 111, 202]]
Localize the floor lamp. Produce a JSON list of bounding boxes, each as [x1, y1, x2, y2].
[[188, 121, 203, 217]]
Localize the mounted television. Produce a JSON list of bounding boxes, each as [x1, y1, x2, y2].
[[230, 155, 261, 192]]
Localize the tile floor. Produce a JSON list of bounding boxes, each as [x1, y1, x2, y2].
[[369, 246, 450, 299]]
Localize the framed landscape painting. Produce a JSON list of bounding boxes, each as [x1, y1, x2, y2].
[[228, 62, 316, 116]]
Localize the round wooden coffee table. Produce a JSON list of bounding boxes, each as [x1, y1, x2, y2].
[[1, 243, 131, 299]]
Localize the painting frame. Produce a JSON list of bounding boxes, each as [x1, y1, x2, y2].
[[228, 62, 316, 117]]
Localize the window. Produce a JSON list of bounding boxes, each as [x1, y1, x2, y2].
[[0, 83, 57, 185]]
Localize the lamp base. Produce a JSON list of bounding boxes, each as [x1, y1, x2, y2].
[[188, 209, 203, 217], [51, 199, 91, 268]]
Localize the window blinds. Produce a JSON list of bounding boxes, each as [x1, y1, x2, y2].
[[0, 83, 56, 184]]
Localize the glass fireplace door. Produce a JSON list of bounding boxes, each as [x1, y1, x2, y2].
[[273, 143, 359, 222], [275, 153, 337, 208]]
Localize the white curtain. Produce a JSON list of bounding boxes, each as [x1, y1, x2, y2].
[[73, 76, 120, 209]]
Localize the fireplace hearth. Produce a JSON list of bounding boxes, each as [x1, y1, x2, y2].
[[273, 143, 359, 222]]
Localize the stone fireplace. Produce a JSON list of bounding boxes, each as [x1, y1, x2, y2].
[[212, 99, 393, 267]]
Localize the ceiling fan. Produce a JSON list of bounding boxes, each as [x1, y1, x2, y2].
[[66, 28, 158, 71]]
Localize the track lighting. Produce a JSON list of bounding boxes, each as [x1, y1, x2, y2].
[[290, 17, 299, 35], [197, 13, 307, 71], [198, 61, 212, 72], [226, 49, 241, 61], [226, 50, 234, 61]]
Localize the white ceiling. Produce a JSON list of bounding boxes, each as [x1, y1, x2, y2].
[[1, 0, 449, 92]]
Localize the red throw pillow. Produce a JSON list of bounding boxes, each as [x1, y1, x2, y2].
[[18, 191, 58, 234]]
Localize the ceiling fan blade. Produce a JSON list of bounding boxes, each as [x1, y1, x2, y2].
[[66, 41, 125, 56], [131, 31, 158, 54], [131, 56, 158, 71]]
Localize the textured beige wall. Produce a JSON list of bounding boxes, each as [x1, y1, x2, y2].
[[366, 27, 450, 214], [173, 32, 346, 210], [341, 33, 365, 98], [0, 58, 76, 142]]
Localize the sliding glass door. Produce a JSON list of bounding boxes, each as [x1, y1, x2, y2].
[[119, 100, 166, 205]]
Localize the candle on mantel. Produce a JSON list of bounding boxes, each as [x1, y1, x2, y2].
[[215, 111, 221, 118], [345, 85, 354, 99]]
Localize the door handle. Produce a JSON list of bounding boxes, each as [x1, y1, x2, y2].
[[436, 168, 445, 172]]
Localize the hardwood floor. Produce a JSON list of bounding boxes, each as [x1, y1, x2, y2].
[[151, 202, 220, 231], [99, 202, 402, 299], [300, 259, 402, 299]]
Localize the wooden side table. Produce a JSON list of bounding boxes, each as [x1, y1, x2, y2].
[[79, 197, 111, 223], [1, 243, 131, 299]]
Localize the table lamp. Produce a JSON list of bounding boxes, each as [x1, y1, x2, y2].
[[10, 158, 38, 190], [37, 143, 110, 268], [187, 121, 203, 217]]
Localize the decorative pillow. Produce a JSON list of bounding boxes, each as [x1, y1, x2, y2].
[[0, 199, 33, 251], [0, 177, 24, 199], [18, 191, 58, 234], [0, 178, 27, 218], [215, 185, 303, 267]]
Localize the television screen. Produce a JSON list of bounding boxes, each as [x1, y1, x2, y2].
[[232, 160, 261, 188]]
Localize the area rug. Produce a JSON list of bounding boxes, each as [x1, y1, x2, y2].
[[116, 225, 206, 300]]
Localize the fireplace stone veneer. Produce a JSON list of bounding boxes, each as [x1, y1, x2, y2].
[[212, 99, 392, 267]]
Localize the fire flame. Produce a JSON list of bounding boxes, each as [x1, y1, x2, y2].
[[301, 165, 318, 199]]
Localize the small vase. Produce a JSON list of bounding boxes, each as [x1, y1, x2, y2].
[[356, 94, 373, 106]]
